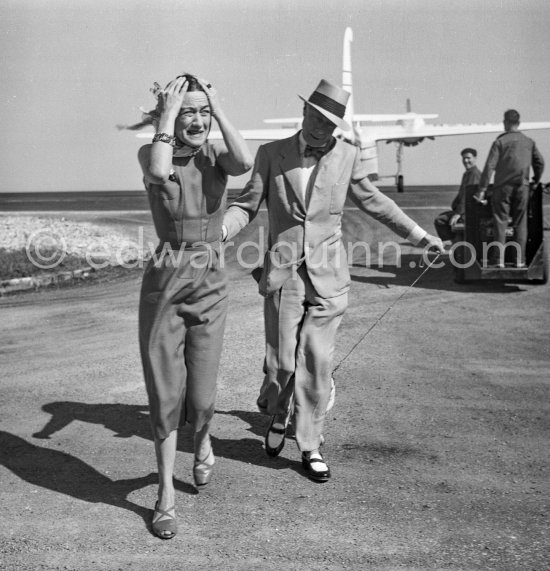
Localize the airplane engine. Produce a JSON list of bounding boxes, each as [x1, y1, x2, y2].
[[402, 137, 424, 147], [386, 137, 425, 147]]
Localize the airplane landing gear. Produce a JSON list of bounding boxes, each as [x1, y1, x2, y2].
[[397, 175, 404, 193], [396, 142, 404, 192]]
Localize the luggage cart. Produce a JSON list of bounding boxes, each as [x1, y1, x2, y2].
[[451, 183, 548, 284]]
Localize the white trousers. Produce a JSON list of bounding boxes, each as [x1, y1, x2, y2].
[[257, 265, 348, 451]]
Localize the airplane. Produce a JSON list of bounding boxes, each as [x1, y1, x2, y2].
[[135, 27, 550, 192]]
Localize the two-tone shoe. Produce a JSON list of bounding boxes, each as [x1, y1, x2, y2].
[[301, 451, 331, 482], [265, 415, 287, 457]]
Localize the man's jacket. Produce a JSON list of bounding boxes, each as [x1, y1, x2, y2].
[[223, 133, 425, 298], [480, 131, 545, 190]]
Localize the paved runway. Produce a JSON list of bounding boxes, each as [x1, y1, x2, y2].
[[0, 186, 456, 211]]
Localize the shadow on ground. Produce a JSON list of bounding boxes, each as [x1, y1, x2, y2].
[[0, 430, 198, 536], [29, 402, 296, 471], [351, 253, 525, 293], [27, 402, 435, 486]]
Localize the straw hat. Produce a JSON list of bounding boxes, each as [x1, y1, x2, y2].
[[299, 79, 351, 131]]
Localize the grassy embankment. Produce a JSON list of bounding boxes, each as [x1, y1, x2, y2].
[[0, 215, 147, 281]]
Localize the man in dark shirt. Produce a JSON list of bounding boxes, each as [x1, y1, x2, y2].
[[475, 109, 545, 267], [434, 147, 481, 243]]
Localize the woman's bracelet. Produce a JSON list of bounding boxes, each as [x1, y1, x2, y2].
[[152, 132, 176, 147]]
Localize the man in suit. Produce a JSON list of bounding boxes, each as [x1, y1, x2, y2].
[[222, 80, 444, 482], [434, 148, 481, 244]]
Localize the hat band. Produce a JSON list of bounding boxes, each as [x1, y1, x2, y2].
[[308, 91, 346, 119]]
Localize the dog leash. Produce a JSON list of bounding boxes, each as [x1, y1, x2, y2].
[[332, 252, 441, 376]]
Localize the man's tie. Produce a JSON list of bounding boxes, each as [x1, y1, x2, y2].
[[303, 138, 335, 160]]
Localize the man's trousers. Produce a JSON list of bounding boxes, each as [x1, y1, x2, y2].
[[257, 264, 348, 451]]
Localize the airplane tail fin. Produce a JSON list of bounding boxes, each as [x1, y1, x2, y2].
[[342, 27, 377, 178], [342, 27, 355, 141], [405, 98, 438, 119]]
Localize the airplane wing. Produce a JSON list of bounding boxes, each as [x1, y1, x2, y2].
[[366, 121, 550, 142], [134, 121, 550, 144], [135, 129, 293, 141], [230, 129, 294, 140], [263, 118, 302, 126], [264, 113, 439, 125], [353, 113, 438, 123]]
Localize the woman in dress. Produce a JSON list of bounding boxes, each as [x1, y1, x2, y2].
[[136, 74, 252, 539]]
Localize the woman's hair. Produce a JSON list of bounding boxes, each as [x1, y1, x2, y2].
[[117, 73, 204, 131], [177, 74, 204, 92]]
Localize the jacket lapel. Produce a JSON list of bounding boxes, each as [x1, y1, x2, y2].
[[279, 134, 306, 210]]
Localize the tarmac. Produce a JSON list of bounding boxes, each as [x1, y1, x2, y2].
[[1, 188, 549, 570]]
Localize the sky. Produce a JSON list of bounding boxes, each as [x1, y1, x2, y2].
[[1, 0, 550, 192]]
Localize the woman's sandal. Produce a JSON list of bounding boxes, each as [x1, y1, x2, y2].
[[152, 501, 177, 539], [193, 444, 215, 487]]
